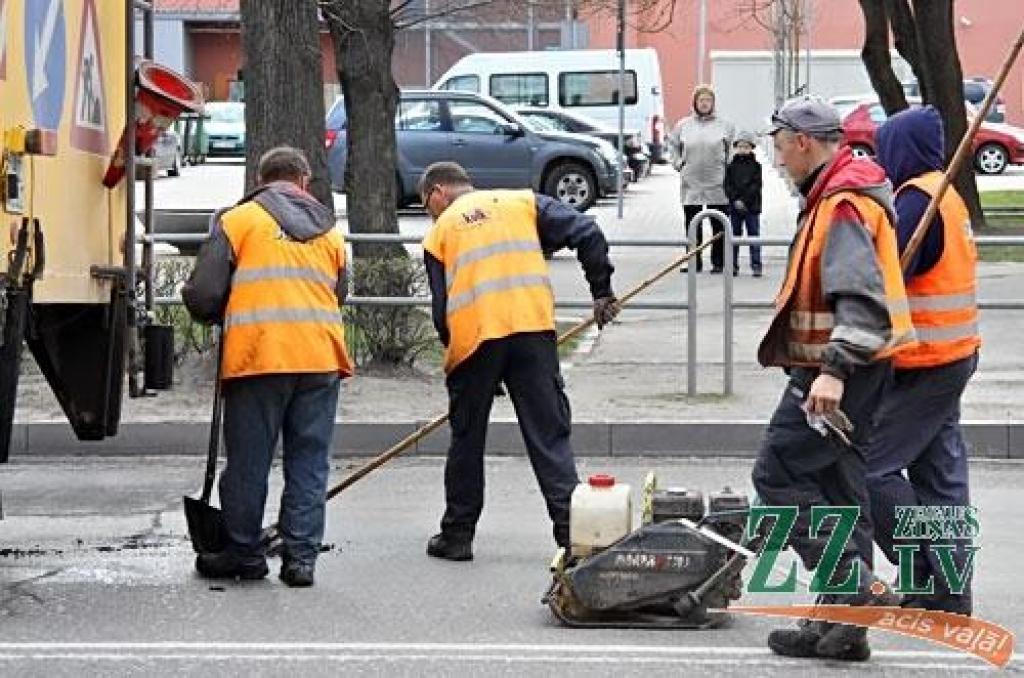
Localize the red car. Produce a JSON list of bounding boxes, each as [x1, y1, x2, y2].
[[839, 100, 1024, 175]]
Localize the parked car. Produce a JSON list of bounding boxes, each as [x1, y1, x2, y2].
[[433, 48, 667, 163], [840, 98, 1024, 175], [325, 90, 623, 211], [902, 77, 1007, 123], [516, 107, 650, 182], [204, 101, 246, 157], [152, 129, 182, 177]]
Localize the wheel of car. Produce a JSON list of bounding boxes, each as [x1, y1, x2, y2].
[[850, 143, 874, 159], [167, 150, 181, 177], [544, 162, 597, 211], [975, 143, 1008, 175]]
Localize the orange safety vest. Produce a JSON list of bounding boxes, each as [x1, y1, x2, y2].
[[422, 189, 555, 373], [763, 191, 915, 368], [220, 201, 353, 380], [894, 172, 981, 370]]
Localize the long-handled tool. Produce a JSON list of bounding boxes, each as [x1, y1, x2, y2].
[[259, 233, 724, 553], [901, 28, 1024, 271], [184, 335, 226, 553]]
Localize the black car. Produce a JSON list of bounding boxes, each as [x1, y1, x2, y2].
[[516, 107, 651, 181]]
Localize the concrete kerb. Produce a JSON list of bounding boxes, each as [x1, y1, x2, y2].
[[13, 420, 1019, 459]]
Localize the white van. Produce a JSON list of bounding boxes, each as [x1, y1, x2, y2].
[[434, 49, 667, 162]]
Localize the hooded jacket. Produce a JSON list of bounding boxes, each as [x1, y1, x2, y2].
[[667, 88, 735, 205], [875, 106, 947, 278], [758, 146, 906, 379], [183, 181, 346, 325]]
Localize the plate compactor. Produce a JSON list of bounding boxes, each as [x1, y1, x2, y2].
[[544, 473, 753, 629]]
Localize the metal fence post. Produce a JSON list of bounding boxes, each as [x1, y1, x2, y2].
[[686, 213, 699, 396]]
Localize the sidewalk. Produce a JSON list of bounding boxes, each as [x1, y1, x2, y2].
[[12, 163, 1024, 456]]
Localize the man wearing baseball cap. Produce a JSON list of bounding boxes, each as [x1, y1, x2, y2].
[[752, 96, 915, 661]]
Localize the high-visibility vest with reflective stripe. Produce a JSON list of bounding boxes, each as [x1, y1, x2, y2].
[[762, 191, 916, 367], [894, 172, 981, 369], [220, 201, 353, 380], [422, 189, 554, 373]]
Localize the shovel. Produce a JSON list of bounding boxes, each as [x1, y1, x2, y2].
[[184, 336, 226, 553]]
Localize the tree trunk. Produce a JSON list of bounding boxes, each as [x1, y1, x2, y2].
[[858, 0, 908, 115], [326, 0, 402, 258], [911, 0, 984, 228], [239, 0, 333, 209], [884, 0, 927, 90]]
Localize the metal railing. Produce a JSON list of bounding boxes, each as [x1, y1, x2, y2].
[[144, 214, 1024, 396]]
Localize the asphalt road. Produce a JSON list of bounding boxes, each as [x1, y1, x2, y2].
[[1, 456, 1021, 676]]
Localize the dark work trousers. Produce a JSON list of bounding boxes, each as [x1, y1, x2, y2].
[[440, 331, 580, 546], [752, 363, 890, 579], [683, 203, 730, 272], [866, 352, 977, 608], [219, 372, 340, 565], [730, 209, 763, 273]]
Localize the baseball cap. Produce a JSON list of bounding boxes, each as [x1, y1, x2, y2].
[[767, 95, 843, 136]]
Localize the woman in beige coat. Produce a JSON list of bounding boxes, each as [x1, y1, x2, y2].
[[667, 85, 735, 272]]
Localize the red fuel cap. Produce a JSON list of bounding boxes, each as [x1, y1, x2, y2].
[[588, 474, 616, 488]]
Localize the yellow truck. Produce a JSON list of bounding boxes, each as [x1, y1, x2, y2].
[[1, 0, 172, 462]]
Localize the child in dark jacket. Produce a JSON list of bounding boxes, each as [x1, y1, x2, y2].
[[723, 131, 763, 276]]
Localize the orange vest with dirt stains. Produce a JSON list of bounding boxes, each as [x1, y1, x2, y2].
[[894, 172, 981, 370], [220, 201, 353, 380], [768, 192, 916, 367], [422, 190, 554, 373]]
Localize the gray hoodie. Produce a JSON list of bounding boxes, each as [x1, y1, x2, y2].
[[182, 181, 346, 324]]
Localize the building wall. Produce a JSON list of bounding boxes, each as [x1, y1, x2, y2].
[[585, 1, 1024, 127]]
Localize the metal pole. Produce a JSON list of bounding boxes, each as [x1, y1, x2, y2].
[[722, 212, 733, 395], [697, 0, 707, 83], [616, 0, 625, 219], [687, 213, 698, 395], [528, 2, 535, 51], [143, 3, 155, 314], [804, 0, 812, 92], [424, 0, 432, 86]]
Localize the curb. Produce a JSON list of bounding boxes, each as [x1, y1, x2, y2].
[[9, 421, 1021, 459]]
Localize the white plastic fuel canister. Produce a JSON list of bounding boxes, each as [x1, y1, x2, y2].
[[570, 474, 633, 557]]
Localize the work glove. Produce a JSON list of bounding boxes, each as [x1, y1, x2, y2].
[[593, 296, 621, 330]]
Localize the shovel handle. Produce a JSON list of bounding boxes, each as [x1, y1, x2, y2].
[[327, 233, 722, 500], [201, 333, 224, 503]]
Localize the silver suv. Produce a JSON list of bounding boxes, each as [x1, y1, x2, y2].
[[326, 90, 621, 211]]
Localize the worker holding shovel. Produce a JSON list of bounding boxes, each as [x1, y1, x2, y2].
[[418, 161, 619, 561], [182, 146, 352, 587]]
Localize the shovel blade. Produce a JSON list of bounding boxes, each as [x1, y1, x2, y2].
[[183, 495, 225, 553]]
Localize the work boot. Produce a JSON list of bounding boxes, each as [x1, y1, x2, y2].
[[195, 551, 269, 580], [279, 560, 315, 588], [426, 533, 473, 561], [766, 594, 834, 659], [767, 620, 833, 659], [815, 560, 901, 660]]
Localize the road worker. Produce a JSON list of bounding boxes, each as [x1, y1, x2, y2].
[[418, 161, 619, 561], [183, 146, 351, 587], [753, 96, 915, 661], [867, 106, 980, 616]]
